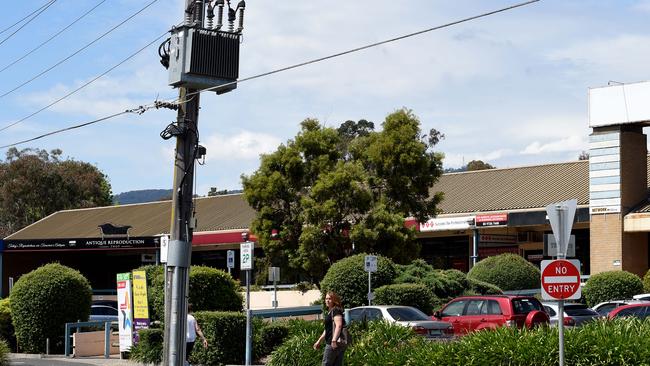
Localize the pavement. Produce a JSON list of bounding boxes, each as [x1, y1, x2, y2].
[[8, 353, 137, 366]]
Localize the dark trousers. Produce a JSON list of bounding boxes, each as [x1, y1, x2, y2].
[[186, 341, 195, 361], [322, 344, 344, 366]]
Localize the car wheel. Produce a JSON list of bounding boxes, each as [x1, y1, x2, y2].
[[525, 310, 549, 329]]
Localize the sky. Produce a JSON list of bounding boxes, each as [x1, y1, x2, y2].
[[0, 0, 649, 196]]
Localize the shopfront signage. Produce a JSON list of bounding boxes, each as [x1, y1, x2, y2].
[[3, 237, 160, 251], [419, 216, 474, 232], [475, 213, 508, 227]]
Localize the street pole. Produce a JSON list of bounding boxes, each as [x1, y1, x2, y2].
[[368, 271, 372, 306], [163, 2, 203, 365], [556, 204, 566, 366], [245, 269, 252, 365], [471, 227, 479, 269]]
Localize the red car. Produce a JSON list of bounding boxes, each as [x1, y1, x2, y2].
[[433, 295, 549, 335], [607, 303, 650, 320]]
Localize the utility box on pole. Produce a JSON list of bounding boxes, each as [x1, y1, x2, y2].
[[168, 26, 240, 93]]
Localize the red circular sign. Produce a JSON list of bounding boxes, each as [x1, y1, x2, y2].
[[541, 260, 580, 299]]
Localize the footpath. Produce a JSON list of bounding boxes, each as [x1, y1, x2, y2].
[[9, 353, 136, 366]]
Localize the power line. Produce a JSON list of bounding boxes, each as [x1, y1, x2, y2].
[[0, 0, 54, 36], [0, 30, 170, 133], [0, 0, 159, 99], [0, 0, 540, 149], [0, 0, 57, 47], [0, 0, 107, 75]]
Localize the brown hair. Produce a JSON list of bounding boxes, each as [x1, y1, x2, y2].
[[326, 291, 343, 309]]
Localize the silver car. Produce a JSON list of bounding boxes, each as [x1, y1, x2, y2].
[[591, 299, 650, 317], [346, 305, 454, 339], [542, 302, 599, 327]]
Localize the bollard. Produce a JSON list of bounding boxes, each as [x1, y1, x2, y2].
[[46, 338, 50, 355]]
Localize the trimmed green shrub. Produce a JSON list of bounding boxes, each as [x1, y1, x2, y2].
[[130, 328, 163, 365], [0, 340, 8, 366], [320, 253, 396, 308], [374, 283, 436, 314], [141, 265, 244, 320], [257, 322, 290, 356], [467, 277, 502, 295], [0, 299, 15, 351], [467, 253, 540, 291], [583, 270, 644, 307], [188, 266, 243, 312], [10, 263, 92, 353], [643, 268, 650, 293], [191, 311, 246, 365]]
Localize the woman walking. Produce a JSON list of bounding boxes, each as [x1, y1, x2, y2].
[[313, 291, 347, 366]]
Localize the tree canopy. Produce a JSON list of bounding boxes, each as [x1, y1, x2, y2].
[[242, 109, 444, 281], [466, 160, 495, 171], [0, 148, 112, 237]]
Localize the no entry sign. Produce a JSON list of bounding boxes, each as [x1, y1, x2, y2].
[[541, 259, 581, 300]]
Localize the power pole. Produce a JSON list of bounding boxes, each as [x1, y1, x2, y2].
[[160, 0, 243, 363], [163, 1, 203, 365]]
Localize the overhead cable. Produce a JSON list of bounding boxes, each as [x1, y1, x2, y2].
[[0, 0, 107, 75], [0, 0, 540, 148], [0, 1, 55, 36], [0, 0, 159, 99], [0, 0, 57, 47], [0, 30, 170, 133]]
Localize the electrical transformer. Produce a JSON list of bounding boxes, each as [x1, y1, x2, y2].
[[168, 25, 240, 93]]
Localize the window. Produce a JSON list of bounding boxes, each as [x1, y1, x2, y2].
[[441, 300, 466, 317], [349, 309, 365, 322], [387, 307, 428, 321], [365, 308, 383, 321], [486, 300, 502, 315], [543, 306, 556, 317], [565, 305, 598, 317], [596, 303, 617, 316], [512, 298, 542, 314], [465, 300, 483, 316]]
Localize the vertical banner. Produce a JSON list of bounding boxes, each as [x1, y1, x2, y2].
[[116, 273, 133, 352], [132, 270, 150, 343]]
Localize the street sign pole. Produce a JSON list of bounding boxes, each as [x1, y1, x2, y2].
[[546, 199, 576, 366], [365, 255, 377, 306], [240, 236, 254, 366]]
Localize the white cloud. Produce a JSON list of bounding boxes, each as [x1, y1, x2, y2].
[[203, 131, 281, 161], [520, 135, 586, 155], [634, 0, 650, 13]]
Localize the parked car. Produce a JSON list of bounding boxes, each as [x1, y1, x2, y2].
[[608, 303, 650, 320], [90, 302, 119, 323], [591, 300, 650, 317], [433, 295, 549, 335], [346, 305, 454, 339], [542, 302, 600, 327], [632, 293, 650, 301]]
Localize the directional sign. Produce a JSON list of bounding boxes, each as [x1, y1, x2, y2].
[[545, 199, 577, 256], [541, 259, 581, 300], [365, 255, 377, 272], [240, 242, 254, 270], [227, 250, 235, 269]]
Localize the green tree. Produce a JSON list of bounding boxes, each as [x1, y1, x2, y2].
[[0, 148, 112, 237], [466, 160, 495, 171], [242, 109, 444, 281]]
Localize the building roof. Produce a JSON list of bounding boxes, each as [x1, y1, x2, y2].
[[6, 193, 255, 240], [432, 160, 590, 214], [1, 159, 608, 241]]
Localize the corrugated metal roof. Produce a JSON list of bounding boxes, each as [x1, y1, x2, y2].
[[7, 158, 649, 240], [432, 160, 590, 214], [6, 193, 255, 240]]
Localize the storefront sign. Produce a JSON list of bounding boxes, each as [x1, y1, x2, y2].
[[475, 213, 508, 227], [419, 216, 474, 232], [3, 237, 160, 251], [116, 273, 133, 352], [479, 234, 517, 244], [132, 270, 149, 343]]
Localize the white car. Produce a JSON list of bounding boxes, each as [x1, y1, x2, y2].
[[591, 299, 650, 317], [346, 305, 454, 339], [633, 293, 650, 301]]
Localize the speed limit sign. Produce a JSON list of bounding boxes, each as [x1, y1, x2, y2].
[[240, 242, 254, 270]]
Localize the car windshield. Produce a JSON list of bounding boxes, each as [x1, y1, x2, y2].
[[386, 307, 429, 321], [565, 305, 598, 316], [512, 298, 543, 314]]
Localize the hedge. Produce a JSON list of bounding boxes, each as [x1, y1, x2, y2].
[[130, 328, 163, 365], [0, 340, 8, 366], [467, 253, 540, 291], [643, 269, 650, 293], [0, 299, 15, 352], [268, 317, 650, 365], [374, 283, 436, 315], [320, 253, 396, 308], [583, 270, 644, 307], [10, 263, 92, 353], [139, 265, 244, 321]]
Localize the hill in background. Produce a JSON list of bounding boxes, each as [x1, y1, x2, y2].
[[113, 189, 173, 205]]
